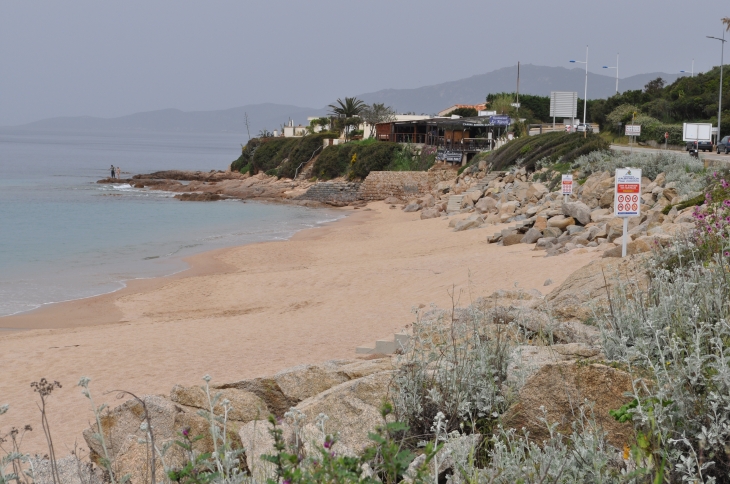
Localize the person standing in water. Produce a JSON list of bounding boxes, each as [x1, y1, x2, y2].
[[115, 166, 121, 180], [110, 164, 115, 179]]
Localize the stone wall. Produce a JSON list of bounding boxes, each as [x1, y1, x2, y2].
[[296, 181, 362, 203], [358, 172, 430, 200], [357, 170, 457, 200]]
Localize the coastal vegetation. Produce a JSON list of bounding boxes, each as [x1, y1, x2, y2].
[[485, 131, 610, 172]]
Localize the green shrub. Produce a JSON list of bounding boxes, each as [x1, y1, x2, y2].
[[277, 133, 336, 179], [349, 143, 400, 179], [487, 132, 609, 171], [311, 144, 354, 180], [251, 138, 298, 174]]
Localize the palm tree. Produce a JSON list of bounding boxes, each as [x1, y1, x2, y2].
[[723, 17, 730, 31], [328, 97, 366, 118], [328, 97, 366, 141]]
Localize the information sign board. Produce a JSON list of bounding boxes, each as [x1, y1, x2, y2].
[[614, 168, 642, 218], [441, 151, 462, 163], [489, 115, 511, 126], [561, 175, 573, 195], [625, 125, 641, 137]]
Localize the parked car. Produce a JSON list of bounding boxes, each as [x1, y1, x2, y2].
[[575, 123, 593, 133], [717, 136, 730, 154], [685, 140, 713, 152]]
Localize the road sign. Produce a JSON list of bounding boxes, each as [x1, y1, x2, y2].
[[561, 175, 573, 195], [489, 115, 511, 126], [614, 168, 642, 218], [665, 132, 669, 139], [625, 125, 641, 137]]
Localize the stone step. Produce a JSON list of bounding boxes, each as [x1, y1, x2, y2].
[[356, 332, 410, 355]]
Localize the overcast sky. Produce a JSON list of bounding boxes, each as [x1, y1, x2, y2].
[[0, 0, 728, 126]]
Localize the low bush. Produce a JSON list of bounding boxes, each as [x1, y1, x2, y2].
[[573, 150, 704, 195], [487, 131, 609, 171], [349, 143, 400, 179]]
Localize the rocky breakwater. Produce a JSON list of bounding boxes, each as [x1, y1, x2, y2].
[[99, 169, 330, 206], [395, 161, 700, 258]]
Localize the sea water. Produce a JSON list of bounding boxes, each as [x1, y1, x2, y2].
[[0, 129, 341, 317]]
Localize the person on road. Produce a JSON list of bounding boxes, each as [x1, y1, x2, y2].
[[110, 164, 115, 179]]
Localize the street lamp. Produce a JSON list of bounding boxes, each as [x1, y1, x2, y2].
[[707, 31, 726, 141], [679, 58, 694, 77], [602, 53, 619, 94], [570, 45, 589, 130]]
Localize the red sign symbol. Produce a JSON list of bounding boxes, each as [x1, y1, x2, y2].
[[632, 195, 639, 202], [617, 203, 624, 211], [632, 203, 638, 211]]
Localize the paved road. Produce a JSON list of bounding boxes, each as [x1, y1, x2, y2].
[[610, 144, 730, 166]]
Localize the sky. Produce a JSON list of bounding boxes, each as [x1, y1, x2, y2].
[[0, 0, 728, 126]]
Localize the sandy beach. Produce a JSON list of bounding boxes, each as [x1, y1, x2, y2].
[[0, 202, 600, 456]]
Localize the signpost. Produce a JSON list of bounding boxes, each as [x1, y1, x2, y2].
[[549, 91, 578, 131], [614, 168, 642, 257], [561, 174, 573, 203], [625, 124, 641, 153], [665, 131, 669, 150]]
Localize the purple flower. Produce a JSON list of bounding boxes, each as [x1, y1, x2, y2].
[[724, 251, 730, 257], [323, 440, 332, 449], [182, 427, 190, 437], [724, 200, 730, 207], [698, 214, 706, 220], [722, 179, 729, 188], [284, 480, 291, 484]]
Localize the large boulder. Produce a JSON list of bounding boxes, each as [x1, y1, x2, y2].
[[403, 202, 421, 212], [547, 215, 575, 230], [239, 371, 394, 469], [503, 233, 525, 246], [474, 196, 498, 214], [171, 385, 267, 422], [501, 362, 634, 448], [526, 182, 549, 201], [544, 256, 648, 321], [420, 208, 440, 220], [562, 201, 591, 225], [521, 228, 543, 244], [602, 238, 652, 258], [454, 216, 483, 231]]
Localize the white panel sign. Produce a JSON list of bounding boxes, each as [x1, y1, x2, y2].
[[625, 125, 641, 136], [549, 91, 578, 118], [561, 175, 573, 195], [614, 168, 642, 218]]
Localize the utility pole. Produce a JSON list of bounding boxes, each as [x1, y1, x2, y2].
[[707, 30, 726, 141], [516, 61, 520, 115]]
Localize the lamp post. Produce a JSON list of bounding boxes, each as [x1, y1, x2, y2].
[[570, 45, 589, 136], [707, 31, 726, 141], [602, 53, 619, 94], [680, 58, 694, 77]]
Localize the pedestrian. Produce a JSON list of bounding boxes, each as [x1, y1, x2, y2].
[[116, 166, 121, 180], [110, 164, 115, 179]]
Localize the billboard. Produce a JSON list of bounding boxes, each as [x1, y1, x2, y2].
[[682, 123, 712, 142], [549, 92, 578, 118]]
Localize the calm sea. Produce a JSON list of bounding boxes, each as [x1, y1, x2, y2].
[[0, 129, 341, 317]]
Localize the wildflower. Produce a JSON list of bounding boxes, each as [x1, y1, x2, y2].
[[722, 179, 729, 188], [323, 439, 332, 449], [182, 427, 190, 437], [623, 444, 631, 460], [724, 200, 730, 207]]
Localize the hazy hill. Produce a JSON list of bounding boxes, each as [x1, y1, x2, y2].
[[4, 65, 680, 134], [356, 64, 681, 115], [7, 103, 327, 136]]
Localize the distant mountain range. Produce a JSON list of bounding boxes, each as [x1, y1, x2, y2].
[[3, 65, 680, 135], [356, 64, 680, 115]]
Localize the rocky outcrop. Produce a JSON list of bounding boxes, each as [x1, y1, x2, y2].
[[501, 362, 634, 448], [174, 192, 224, 201], [83, 358, 393, 481], [544, 256, 648, 321]]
